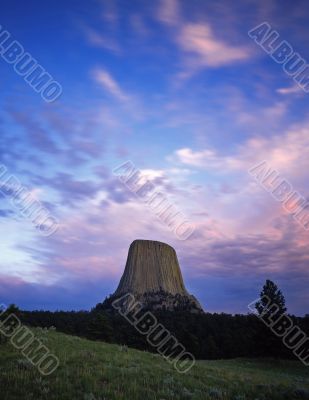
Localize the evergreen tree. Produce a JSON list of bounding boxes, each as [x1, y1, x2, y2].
[[256, 279, 287, 317], [0, 304, 21, 344], [255, 280, 287, 357], [87, 312, 113, 342]]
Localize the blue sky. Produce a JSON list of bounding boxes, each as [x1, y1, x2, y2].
[[0, 0, 309, 315]]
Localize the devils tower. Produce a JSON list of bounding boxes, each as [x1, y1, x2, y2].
[[104, 240, 203, 313]]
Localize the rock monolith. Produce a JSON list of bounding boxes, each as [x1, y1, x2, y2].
[[104, 239, 203, 313]]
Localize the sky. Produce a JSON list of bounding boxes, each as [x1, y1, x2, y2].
[[0, 0, 309, 315]]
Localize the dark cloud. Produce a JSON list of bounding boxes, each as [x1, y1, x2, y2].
[[104, 178, 136, 204], [0, 209, 14, 218], [8, 109, 60, 155], [0, 274, 116, 311], [179, 217, 309, 315], [32, 172, 101, 207]]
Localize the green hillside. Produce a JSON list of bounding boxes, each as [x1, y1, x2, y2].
[[0, 327, 308, 400]]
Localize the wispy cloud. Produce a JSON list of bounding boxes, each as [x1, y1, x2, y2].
[[157, 0, 181, 26], [92, 68, 130, 103], [178, 23, 250, 68], [156, 0, 251, 79], [83, 26, 120, 54], [172, 123, 309, 179], [276, 85, 303, 95]]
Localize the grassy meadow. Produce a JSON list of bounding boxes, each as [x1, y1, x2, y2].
[[0, 327, 309, 400]]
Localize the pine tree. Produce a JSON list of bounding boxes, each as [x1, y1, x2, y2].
[[0, 304, 21, 344], [87, 312, 113, 341], [256, 279, 287, 317], [255, 280, 287, 357]]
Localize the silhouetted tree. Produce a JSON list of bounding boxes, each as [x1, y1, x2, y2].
[[87, 312, 113, 341], [256, 279, 287, 317], [0, 304, 21, 344], [255, 280, 287, 357]]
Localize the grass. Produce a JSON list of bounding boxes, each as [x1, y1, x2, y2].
[[0, 327, 309, 400]]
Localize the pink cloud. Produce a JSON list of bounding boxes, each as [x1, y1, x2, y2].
[[173, 123, 309, 180], [157, 0, 181, 26], [178, 23, 250, 68]]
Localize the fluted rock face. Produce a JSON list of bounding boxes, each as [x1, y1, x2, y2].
[[109, 239, 203, 313], [115, 240, 188, 296]]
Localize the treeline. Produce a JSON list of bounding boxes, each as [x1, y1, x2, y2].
[[19, 307, 309, 361], [4, 280, 309, 361]]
